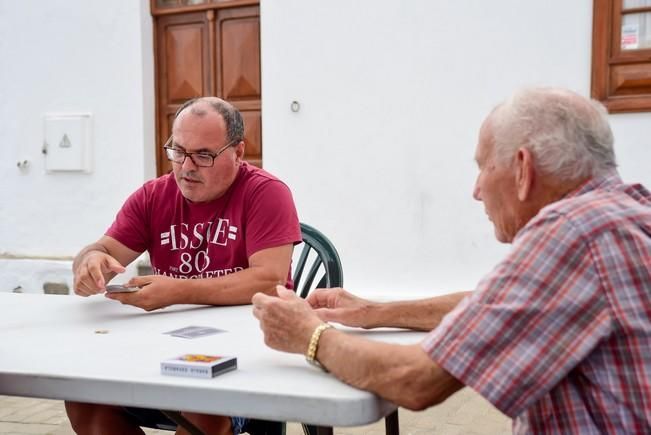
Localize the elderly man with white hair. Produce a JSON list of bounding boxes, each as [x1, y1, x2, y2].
[[253, 87, 651, 434]]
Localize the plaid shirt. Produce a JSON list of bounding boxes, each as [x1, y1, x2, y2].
[[422, 170, 651, 434]]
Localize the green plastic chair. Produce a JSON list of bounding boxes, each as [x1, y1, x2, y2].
[[246, 222, 344, 435], [293, 223, 344, 297]]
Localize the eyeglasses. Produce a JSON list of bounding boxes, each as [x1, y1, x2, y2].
[[163, 136, 239, 168]]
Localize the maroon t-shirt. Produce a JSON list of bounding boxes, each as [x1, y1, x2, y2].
[[106, 163, 301, 286]]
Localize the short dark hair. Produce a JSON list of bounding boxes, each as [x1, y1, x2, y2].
[[174, 97, 244, 144]]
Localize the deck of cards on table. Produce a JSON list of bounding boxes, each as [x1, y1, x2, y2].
[[161, 354, 237, 378]]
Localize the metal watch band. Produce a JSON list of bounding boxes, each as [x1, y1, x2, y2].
[[305, 323, 333, 370]]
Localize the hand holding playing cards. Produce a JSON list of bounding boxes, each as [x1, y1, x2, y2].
[[105, 275, 177, 311], [252, 285, 323, 354], [307, 288, 375, 328], [74, 251, 125, 297]]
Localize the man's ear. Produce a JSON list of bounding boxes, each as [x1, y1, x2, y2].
[[234, 141, 245, 161], [515, 147, 534, 201]]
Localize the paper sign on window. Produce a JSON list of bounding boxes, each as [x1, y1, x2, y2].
[[621, 23, 640, 50]]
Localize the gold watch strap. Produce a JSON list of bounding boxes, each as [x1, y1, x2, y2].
[[305, 323, 333, 370]]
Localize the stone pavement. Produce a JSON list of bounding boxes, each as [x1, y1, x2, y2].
[[0, 389, 510, 434]]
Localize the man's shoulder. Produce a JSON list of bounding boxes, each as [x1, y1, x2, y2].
[[555, 178, 646, 215], [238, 163, 290, 190], [530, 181, 649, 241]]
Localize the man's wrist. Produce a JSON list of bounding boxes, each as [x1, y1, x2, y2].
[[73, 245, 108, 272], [361, 301, 384, 329]]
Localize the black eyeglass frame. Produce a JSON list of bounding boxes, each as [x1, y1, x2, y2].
[[162, 136, 241, 168]]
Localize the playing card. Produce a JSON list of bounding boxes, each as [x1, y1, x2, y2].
[[164, 326, 225, 339]]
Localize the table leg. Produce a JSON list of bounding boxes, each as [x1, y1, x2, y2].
[[304, 412, 397, 435], [385, 409, 399, 435]]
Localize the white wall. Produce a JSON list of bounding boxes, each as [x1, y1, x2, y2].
[[260, 0, 651, 298], [2, 0, 650, 299], [0, 0, 154, 292]]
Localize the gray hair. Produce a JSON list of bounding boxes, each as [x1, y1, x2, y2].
[[175, 97, 244, 144], [490, 87, 616, 181]]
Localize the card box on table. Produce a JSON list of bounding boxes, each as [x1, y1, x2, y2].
[[161, 354, 237, 378]]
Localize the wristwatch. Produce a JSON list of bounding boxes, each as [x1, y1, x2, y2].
[[305, 323, 333, 371]]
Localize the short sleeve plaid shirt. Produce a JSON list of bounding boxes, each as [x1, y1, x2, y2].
[[422, 170, 651, 434]]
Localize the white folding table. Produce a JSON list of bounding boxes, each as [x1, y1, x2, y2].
[[0, 293, 425, 434]]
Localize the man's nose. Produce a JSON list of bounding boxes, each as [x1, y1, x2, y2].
[[473, 182, 481, 201], [181, 154, 198, 170]]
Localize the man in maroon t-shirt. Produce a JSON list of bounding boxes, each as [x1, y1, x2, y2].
[[66, 97, 301, 434]]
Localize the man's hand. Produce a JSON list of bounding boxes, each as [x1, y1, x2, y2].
[[307, 288, 375, 328], [73, 251, 126, 297], [252, 285, 323, 354], [105, 275, 178, 311]]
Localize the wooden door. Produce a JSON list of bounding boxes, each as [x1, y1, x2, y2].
[[153, 1, 261, 175], [216, 6, 262, 168]]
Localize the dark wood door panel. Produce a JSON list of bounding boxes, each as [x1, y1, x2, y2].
[[158, 112, 176, 174], [154, 3, 261, 176], [217, 7, 261, 101], [157, 12, 211, 104], [215, 6, 261, 168], [241, 109, 261, 167], [166, 24, 207, 102], [156, 12, 212, 173]]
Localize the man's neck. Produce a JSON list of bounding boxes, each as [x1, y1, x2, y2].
[[516, 175, 590, 232]]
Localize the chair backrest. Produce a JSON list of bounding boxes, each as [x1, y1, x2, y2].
[[242, 224, 344, 435], [292, 223, 343, 299]]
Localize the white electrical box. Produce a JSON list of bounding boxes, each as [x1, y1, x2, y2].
[[44, 113, 92, 172]]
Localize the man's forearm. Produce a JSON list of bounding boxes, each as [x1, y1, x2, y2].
[[166, 244, 293, 306], [173, 266, 286, 306], [316, 329, 463, 410], [365, 291, 471, 331]]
